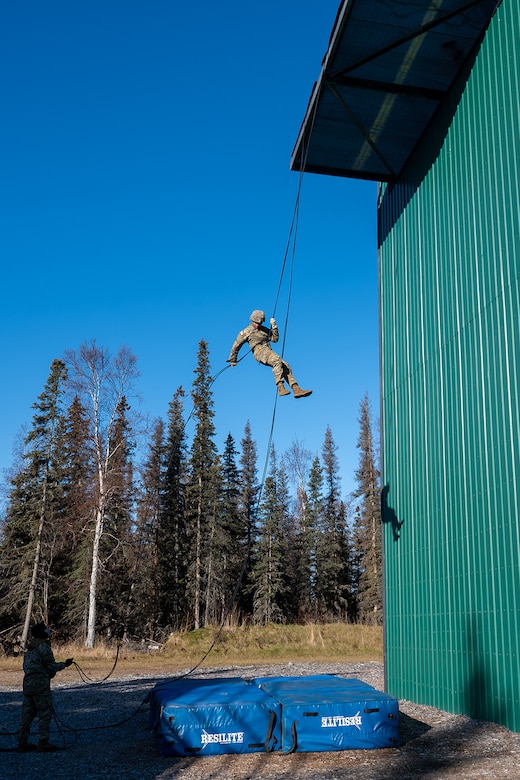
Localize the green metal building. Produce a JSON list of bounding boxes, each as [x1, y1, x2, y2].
[[292, 0, 519, 731]]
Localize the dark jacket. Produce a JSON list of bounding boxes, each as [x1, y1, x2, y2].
[[22, 637, 66, 696]]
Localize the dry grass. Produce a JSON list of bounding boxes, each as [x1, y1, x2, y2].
[[0, 623, 382, 676], [166, 623, 383, 665]]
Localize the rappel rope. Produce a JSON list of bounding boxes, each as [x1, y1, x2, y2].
[[71, 645, 121, 684], [154, 109, 316, 685]]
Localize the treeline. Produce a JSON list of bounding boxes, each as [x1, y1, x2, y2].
[[0, 340, 381, 648]]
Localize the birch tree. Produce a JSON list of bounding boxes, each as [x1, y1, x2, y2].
[[64, 342, 139, 647]]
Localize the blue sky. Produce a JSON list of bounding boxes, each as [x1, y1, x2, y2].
[[1, 1, 378, 504]]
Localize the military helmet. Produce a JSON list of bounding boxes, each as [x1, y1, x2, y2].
[[32, 622, 50, 639], [250, 310, 265, 324]]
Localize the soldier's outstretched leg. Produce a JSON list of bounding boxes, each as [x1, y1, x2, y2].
[[255, 348, 312, 398], [279, 361, 312, 398]]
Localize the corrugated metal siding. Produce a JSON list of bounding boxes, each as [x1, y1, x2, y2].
[[380, 0, 520, 731]]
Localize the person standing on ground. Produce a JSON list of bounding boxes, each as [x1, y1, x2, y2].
[[18, 622, 73, 752], [227, 309, 312, 398]]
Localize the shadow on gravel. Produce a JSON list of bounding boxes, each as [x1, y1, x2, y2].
[[397, 711, 431, 744], [2, 669, 518, 780], [134, 716, 504, 780]]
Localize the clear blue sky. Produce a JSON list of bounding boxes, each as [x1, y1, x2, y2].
[[1, 1, 378, 505]]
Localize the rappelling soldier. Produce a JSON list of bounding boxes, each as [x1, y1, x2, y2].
[[18, 622, 73, 752], [228, 309, 312, 398]]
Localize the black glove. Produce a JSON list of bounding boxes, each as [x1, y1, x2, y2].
[[65, 658, 73, 667]]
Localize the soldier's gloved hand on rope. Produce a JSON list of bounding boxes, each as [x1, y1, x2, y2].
[[64, 658, 74, 667], [226, 358, 237, 367], [270, 318, 276, 326]]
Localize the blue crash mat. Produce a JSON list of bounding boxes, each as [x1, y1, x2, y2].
[[150, 676, 281, 757], [253, 674, 399, 752]]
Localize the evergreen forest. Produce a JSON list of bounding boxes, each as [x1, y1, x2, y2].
[[0, 340, 381, 649]]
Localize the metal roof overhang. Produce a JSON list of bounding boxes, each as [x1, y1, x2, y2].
[[291, 0, 501, 183]]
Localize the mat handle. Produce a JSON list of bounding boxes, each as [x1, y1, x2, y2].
[[264, 709, 279, 752]]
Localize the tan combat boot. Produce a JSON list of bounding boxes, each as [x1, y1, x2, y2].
[[292, 384, 312, 398], [277, 382, 291, 396]]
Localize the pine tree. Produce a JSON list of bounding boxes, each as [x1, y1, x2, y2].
[[285, 440, 312, 621], [157, 388, 188, 633], [315, 426, 351, 621], [50, 395, 94, 640], [0, 359, 68, 644], [352, 393, 382, 624], [278, 456, 299, 623], [187, 340, 219, 629], [202, 455, 224, 626], [250, 448, 287, 625], [133, 417, 166, 641], [298, 454, 323, 620], [237, 422, 260, 617], [216, 433, 246, 625]]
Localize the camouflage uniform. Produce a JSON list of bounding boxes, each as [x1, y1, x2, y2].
[[18, 636, 67, 748], [228, 320, 298, 387]]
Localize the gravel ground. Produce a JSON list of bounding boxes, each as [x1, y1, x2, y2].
[[1, 661, 519, 779]]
